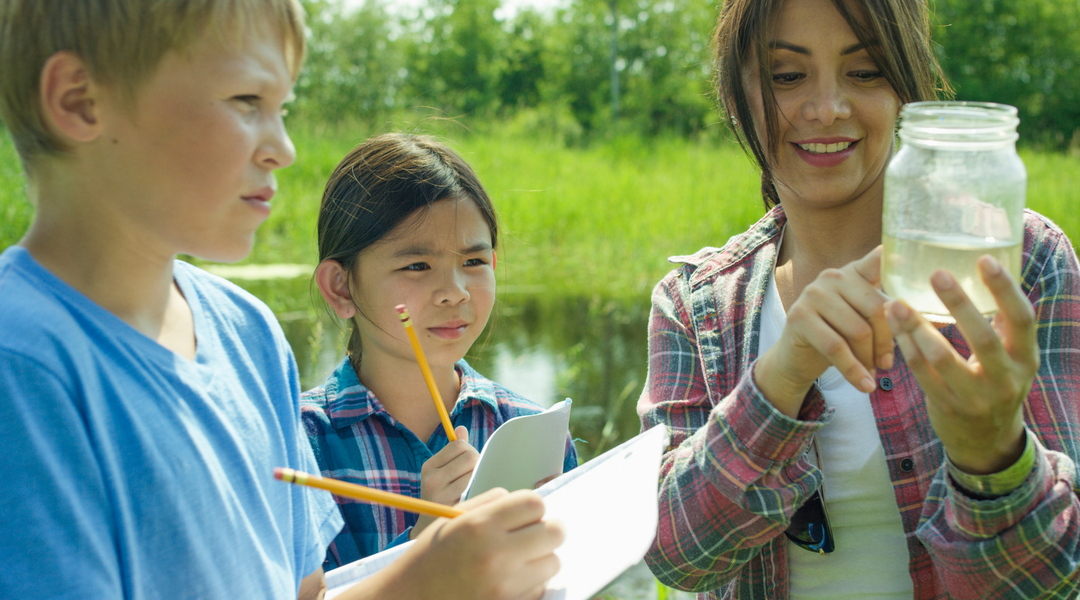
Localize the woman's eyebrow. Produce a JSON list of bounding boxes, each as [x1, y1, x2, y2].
[[767, 41, 873, 56]]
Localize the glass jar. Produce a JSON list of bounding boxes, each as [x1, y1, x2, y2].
[[881, 101, 1026, 322]]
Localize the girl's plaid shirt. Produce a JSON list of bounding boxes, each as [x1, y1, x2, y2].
[[638, 206, 1080, 599]]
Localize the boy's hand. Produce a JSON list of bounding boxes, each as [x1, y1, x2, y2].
[[411, 426, 478, 537], [386, 489, 564, 600]]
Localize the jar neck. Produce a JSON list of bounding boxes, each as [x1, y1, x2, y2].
[[899, 101, 1019, 150]]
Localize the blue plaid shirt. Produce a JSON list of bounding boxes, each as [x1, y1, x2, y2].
[[301, 357, 578, 570]]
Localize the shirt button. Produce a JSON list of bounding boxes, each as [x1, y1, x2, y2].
[[899, 458, 915, 473], [879, 377, 894, 391]]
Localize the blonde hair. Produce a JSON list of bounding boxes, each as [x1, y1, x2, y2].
[[0, 0, 306, 169]]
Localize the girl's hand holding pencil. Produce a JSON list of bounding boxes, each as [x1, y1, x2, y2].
[[412, 425, 479, 539]]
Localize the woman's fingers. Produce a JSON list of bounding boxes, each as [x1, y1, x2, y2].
[[979, 256, 1038, 361], [850, 246, 897, 370], [787, 299, 876, 393], [886, 300, 955, 400]]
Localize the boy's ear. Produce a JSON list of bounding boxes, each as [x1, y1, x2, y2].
[[40, 51, 104, 144], [315, 259, 357, 320]]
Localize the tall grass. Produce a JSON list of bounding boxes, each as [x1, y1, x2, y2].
[[2, 122, 1079, 299]]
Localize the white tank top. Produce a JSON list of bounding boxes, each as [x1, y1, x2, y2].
[[758, 267, 913, 598]]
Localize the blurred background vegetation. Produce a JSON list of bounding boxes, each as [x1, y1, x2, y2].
[[293, 0, 1080, 149]]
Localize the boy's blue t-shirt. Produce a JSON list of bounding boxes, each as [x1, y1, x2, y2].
[[0, 246, 343, 599]]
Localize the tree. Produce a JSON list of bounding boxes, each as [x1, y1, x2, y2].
[[935, 0, 1080, 148], [404, 0, 506, 117], [295, 0, 407, 123]]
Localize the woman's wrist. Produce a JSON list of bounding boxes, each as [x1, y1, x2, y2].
[[945, 421, 1028, 477], [947, 429, 1034, 499], [753, 351, 814, 419]]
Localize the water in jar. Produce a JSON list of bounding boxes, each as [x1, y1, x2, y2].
[[882, 230, 1021, 322]]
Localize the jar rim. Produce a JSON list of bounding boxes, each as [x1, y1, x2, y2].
[[899, 101, 1019, 148]]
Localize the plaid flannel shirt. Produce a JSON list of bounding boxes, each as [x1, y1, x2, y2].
[[638, 206, 1080, 599], [302, 357, 578, 570]]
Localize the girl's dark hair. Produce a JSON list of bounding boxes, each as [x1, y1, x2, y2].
[[317, 133, 498, 358], [714, 0, 953, 208]]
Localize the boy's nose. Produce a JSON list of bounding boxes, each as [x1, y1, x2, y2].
[[257, 117, 296, 170]]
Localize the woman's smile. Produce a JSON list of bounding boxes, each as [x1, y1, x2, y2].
[[792, 138, 860, 168]]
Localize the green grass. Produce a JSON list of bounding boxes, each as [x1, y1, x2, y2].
[[3, 122, 1079, 300]]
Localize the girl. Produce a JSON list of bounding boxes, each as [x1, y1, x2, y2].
[[638, 0, 1080, 597], [302, 133, 578, 571]]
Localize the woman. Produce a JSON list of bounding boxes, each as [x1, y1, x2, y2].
[[637, 0, 1080, 597]]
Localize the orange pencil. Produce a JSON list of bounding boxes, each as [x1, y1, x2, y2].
[[275, 467, 463, 519], [396, 304, 457, 441]]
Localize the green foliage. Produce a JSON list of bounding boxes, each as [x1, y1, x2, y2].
[[0, 129, 31, 249], [290, 0, 1079, 145], [405, 0, 505, 116], [294, 0, 407, 124], [934, 0, 1080, 149]]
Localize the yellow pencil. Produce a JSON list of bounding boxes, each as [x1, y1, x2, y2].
[[396, 304, 457, 442], [275, 467, 464, 519]]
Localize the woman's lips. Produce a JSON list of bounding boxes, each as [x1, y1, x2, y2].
[[791, 139, 859, 168]]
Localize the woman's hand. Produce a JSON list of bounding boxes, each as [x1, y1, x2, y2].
[[886, 255, 1037, 474], [756, 246, 895, 418], [412, 426, 479, 537]]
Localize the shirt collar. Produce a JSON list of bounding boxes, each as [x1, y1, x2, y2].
[[668, 204, 786, 285], [324, 357, 500, 430]]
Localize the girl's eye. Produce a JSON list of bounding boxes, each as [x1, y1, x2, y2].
[[464, 258, 488, 267], [402, 262, 430, 272], [233, 95, 260, 105]]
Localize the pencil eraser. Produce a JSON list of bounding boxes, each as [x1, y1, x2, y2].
[[273, 467, 285, 480], [395, 304, 406, 314]]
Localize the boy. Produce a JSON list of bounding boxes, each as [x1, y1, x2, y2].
[[0, 1, 562, 599]]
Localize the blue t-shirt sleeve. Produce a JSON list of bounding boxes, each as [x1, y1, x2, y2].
[[289, 385, 344, 580], [0, 352, 121, 598]]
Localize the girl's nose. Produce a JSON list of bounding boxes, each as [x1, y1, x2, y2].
[[436, 269, 470, 305], [800, 78, 852, 126]]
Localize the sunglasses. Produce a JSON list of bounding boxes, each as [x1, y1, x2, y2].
[[784, 444, 834, 555]]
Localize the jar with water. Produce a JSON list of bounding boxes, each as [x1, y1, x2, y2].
[[882, 102, 1026, 322]]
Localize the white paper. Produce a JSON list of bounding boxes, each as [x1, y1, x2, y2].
[[462, 398, 572, 501], [535, 425, 668, 600], [325, 542, 413, 599], [325, 425, 670, 600]]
